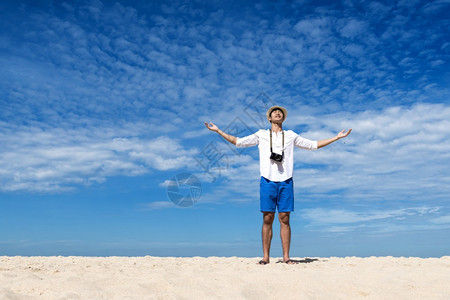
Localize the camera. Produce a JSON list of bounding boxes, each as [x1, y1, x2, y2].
[[270, 152, 284, 162]]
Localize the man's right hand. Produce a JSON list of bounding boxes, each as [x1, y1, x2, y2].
[[204, 122, 237, 145], [205, 122, 219, 132]]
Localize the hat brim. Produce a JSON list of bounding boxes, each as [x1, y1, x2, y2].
[[266, 106, 287, 122]]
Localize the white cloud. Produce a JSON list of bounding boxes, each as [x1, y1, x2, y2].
[[299, 206, 447, 234], [282, 103, 450, 201], [142, 201, 177, 210], [294, 17, 332, 40], [430, 215, 450, 224], [339, 19, 368, 39], [422, 0, 450, 14], [0, 123, 197, 192], [301, 206, 440, 225], [1, 1, 449, 204], [2, 0, 448, 137]]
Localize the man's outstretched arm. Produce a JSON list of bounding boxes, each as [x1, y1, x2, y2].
[[205, 122, 237, 145], [317, 129, 352, 149]]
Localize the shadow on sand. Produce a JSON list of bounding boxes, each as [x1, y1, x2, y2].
[[275, 258, 319, 264]]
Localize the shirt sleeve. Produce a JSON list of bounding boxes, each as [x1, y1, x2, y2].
[[236, 132, 259, 148], [294, 135, 318, 150]]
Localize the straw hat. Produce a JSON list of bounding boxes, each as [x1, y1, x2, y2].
[[266, 106, 287, 122]]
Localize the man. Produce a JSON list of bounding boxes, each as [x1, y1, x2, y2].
[[205, 106, 351, 264]]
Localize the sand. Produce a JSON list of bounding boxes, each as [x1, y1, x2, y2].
[[1, 256, 449, 299]]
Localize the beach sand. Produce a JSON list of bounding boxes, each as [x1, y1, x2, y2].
[[1, 256, 449, 299]]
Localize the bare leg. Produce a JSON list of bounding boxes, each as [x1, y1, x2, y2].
[[261, 212, 275, 263], [278, 212, 292, 263]]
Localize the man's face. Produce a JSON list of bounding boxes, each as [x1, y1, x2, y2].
[[270, 109, 284, 123]]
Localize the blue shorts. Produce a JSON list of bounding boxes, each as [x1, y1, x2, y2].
[[260, 176, 294, 212]]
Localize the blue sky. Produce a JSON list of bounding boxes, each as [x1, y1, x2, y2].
[[1, 0, 449, 257]]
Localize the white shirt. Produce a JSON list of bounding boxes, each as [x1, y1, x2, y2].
[[236, 129, 317, 182]]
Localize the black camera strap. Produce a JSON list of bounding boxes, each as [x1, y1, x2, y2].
[[270, 130, 284, 155]]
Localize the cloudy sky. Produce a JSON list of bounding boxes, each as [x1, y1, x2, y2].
[[1, 0, 449, 257]]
